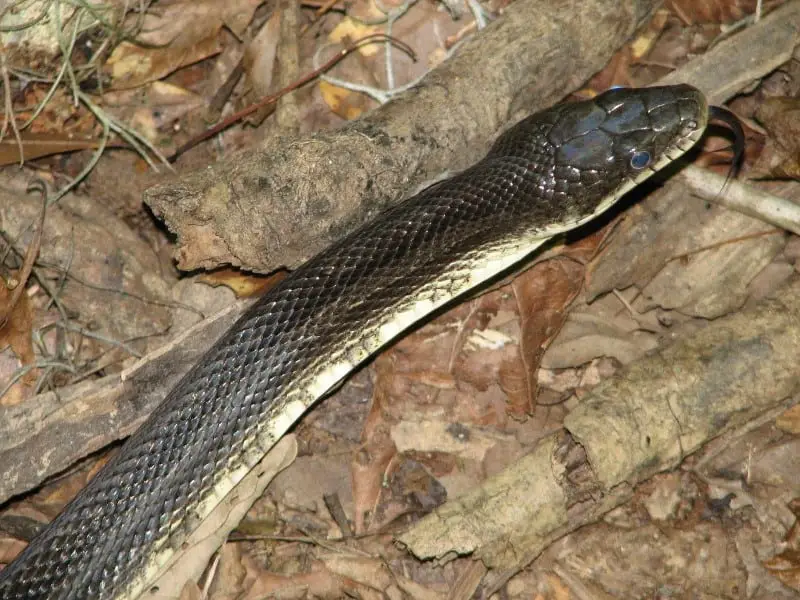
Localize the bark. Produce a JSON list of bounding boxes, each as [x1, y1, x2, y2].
[[143, 0, 661, 273]]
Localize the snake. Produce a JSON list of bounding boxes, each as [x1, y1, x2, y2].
[[0, 83, 743, 599]]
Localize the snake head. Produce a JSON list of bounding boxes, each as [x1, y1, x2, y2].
[[487, 84, 714, 227], [550, 84, 708, 191]]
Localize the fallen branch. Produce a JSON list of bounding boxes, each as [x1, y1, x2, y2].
[[399, 277, 800, 595], [143, 0, 661, 273]]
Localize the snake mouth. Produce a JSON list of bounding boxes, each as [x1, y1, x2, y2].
[[654, 102, 744, 183]]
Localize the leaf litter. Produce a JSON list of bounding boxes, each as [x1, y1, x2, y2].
[[1, 0, 800, 598]]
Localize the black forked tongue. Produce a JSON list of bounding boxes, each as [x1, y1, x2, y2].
[[708, 105, 745, 178]]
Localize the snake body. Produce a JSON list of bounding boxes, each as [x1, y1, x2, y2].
[[0, 85, 710, 599]]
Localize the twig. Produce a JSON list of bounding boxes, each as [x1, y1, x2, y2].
[[56, 321, 143, 358], [34, 258, 203, 317], [208, 62, 244, 119], [230, 531, 371, 557], [373, 0, 416, 90], [300, 0, 341, 34], [0, 0, 51, 32], [53, 0, 81, 106], [78, 90, 171, 172], [45, 227, 74, 312], [45, 110, 110, 206], [0, 181, 47, 327], [0, 360, 76, 401], [680, 165, 800, 236], [30, 265, 71, 324], [199, 552, 221, 600], [465, 0, 489, 29], [300, 0, 346, 10], [323, 492, 353, 537], [611, 288, 639, 317], [169, 33, 416, 162], [313, 44, 421, 104], [19, 4, 80, 129], [0, 51, 24, 161], [668, 229, 783, 264]]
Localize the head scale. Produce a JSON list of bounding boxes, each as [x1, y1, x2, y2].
[[491, 84, 709, 226]]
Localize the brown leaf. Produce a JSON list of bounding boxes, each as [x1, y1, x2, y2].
[[106, 0, 262, 89], [629, 9, 670, 61], [583, 49, 635, 93], [763, 549, 800, 591], [242, 11, 281, 125], [350, 361, 398, 534], [761, 496, 800, 591], [0, 280, 36, 406], [320, 81, 371, 121], [0, 133, 112, 166], [501, 230, 604, 417], [504, 258, 584, 417], [581, 9, 669, 93], [0, 538, 28, 566], [753, 97, 800, 179], [665, 0, 758, 24], [118, 82, 205, 143], [247, 563, 362, 600], [776, 404, 800, 435]]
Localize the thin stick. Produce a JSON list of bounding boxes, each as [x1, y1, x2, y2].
[[668, 229, 783, 264], [0, 182, 47, 327], [0, 51, 23, 161], [300, 0, 341, 34], [169, 33, 416, 162]]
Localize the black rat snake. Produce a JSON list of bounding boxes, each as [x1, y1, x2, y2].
[[0, 84, 743, 599]]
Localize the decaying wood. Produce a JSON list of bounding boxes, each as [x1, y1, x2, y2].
[[399, 277, 800, 582], [0, 303, 243, 504], [143, 0, 661, 273], [658, 0, 800, 105]]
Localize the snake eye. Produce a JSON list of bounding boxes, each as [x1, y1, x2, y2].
[[630, 150, 651, 169]]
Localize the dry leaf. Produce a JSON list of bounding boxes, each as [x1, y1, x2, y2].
[[107, 0, 262, 89], [197, 269, 286, 298], [246, 562, 360, 600], [0, 538, 28, 566], [776, 404, 800, 434], [501, 232, 603, 416], [763, 549, 800, 591], [753, 97, 800, 179], [319, 81, 370, 120], [0, 281, 36, 406], [0, 133, 114, 166], [503, 257, 585, 416], [122, 82, 205, 143], [665, 0, 758, 24], [242, 11, 281, 125], [630, 9, 670, 60], [328, 17, 384, 57], [351, 369, 397, 533]]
